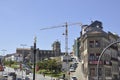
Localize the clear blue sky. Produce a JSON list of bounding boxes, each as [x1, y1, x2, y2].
[[0, 0, 120, 55]]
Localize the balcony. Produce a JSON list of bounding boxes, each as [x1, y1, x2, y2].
[[111, 57, 118, 61], [89, 60, 103, 65], [104, 61, 112, 66]]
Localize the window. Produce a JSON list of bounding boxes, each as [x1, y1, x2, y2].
[[89, 53, 95, 61], [89, 41, 94, 48], [98, 68, 102, 76], [95, 40, 100, 47], [89, 40, 101, 48], [90, 68, 95, 76], [105, 68, 111, 77], [112, 64, 118, 73], [96, 53, 100, 60]]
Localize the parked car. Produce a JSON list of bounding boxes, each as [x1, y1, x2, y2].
[[16, 78, 22, 80], [8, 72, 16, 76], [25, 76, 30, 80], [69, 67, 75, 72], [2, 72, 8, 79], [71, 76, 77, 80], [70, 63, 77, 69], [8, 72, 17, 79]]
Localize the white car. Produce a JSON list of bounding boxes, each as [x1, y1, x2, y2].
[[2, 72, 8, 77], [69, 67, 75, 72]]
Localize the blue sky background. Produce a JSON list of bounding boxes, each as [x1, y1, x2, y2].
[[0, 0, 120, 55]]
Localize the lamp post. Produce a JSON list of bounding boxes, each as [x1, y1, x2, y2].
[[1, 49, 7, 63], [1, 49, 7, 75], [1, 49, 7, 56], [20, 44, 27, 79], [33, 36, 37, 80], [97, 39, 120, 80]]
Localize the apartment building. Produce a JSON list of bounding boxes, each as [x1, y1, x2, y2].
[[79, 21, 120, 80], [73, 37, 80, 58]]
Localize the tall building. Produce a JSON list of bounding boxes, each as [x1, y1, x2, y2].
[[73, 37, 80, 58], [79, 20, 120, 80]]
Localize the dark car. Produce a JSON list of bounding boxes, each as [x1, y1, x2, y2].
[[8, 72, 16, 76], [8, 72, 17, 80], [25, 77, 30, 80], [16, 78, 22, 80], [71, 76, 77, 80]]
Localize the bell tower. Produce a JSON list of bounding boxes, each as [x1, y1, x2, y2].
[[52, 40, 61, 56]]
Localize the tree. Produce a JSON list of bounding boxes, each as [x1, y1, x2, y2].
[[36, 59, 62, 72]]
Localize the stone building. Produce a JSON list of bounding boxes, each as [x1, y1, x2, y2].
[[16, 41, 64, 63], [16, 41, 64, 64], [16, 48, 31, 62], [29, 40, 64, 63], [79, 20, 120, 80]]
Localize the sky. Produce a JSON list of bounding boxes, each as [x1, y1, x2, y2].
[[0, 0, 120, 55]]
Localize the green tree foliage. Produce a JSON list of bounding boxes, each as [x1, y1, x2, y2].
[[37, 59, 61, 73], [4, 60, 13, 65]]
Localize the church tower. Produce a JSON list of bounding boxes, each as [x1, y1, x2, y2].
[[52, 41, 61, 56]]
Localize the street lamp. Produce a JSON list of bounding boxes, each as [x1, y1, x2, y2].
[[33, 36, 37, 80], [1, 49, 7, 63], [1, 49, 7, 66], [97, 39, 120, 80], [1, 49, 7, 56], [20, 44, 27, 79], [1, 49, 7, 75]]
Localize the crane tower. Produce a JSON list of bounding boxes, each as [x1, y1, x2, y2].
[[40, 22, 82, 56]]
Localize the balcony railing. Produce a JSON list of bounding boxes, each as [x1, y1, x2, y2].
[[104, 61, 112, 66], [89, 60, 103, 65], [111, 57, 118, 61]]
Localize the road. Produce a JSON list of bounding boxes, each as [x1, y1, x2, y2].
[[0, 67, 56, 80], [70, 61, 86, 80]]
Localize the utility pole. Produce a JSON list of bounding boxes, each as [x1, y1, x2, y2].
[[33, 36, 37, 80]]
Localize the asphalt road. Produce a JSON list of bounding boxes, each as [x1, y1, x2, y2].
[[0, 67, 56, 80], [70, 62, 86, 80]]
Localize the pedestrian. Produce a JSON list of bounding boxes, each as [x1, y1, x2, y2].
[[43, 73, 45, 77]]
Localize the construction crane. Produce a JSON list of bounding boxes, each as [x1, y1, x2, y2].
[[40, 22, 82, 56], [40, 22, 82, 79]]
